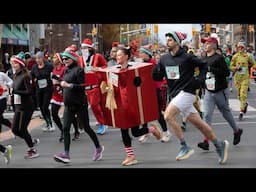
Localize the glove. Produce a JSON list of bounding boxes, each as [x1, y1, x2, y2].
[[52, 74, 60, 81]]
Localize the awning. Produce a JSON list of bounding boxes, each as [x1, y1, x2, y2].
[[1, 24, 28, 45], [12, 26, 29, 45]]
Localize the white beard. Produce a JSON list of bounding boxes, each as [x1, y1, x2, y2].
[[81, 49, 89, 62]]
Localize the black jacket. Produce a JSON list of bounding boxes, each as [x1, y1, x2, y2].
[[202, 53, 230, 93], [12, 69, 34, 111], [152, 48, 207, 98], [63, 63, 86, 106], [31, 62, 53, 92]]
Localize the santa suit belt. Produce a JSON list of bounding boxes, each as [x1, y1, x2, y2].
[[85, 85, 99, 90]]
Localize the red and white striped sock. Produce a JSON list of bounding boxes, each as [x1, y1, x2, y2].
[[148, 126, 155, 133], [125, 146, 135, 157]]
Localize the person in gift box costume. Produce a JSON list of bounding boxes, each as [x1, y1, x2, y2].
[[152, 31, 229, 164], [78, 38, 108, 135], [115, 46, 161, 166]]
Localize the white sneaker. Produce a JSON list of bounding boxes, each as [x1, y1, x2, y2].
[[161, 131, 172, 143], [79, 128, 85, 134], [138, 134, 149, 143], [42, 126, 49, 132], [49, 124, 56, 132]]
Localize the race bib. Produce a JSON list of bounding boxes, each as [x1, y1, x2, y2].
[[38, 79, 47, 88], [205, 77, 216, 90], [109, 72, 118, 87], [14, 94, 21, 104], [165, 66, 180, 79]]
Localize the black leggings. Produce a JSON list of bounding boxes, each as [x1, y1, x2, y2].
[[51, 103, 79, 134], [0, 98, 12, 132], [63, 103, 100, 153], [156, 88, 168, 132], [12, 109, 34, 148], [37, 90, 52, 126], [121, 126, 149, 147]]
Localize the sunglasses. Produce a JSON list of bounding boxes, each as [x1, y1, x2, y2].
[[63, 57, 70, 60]]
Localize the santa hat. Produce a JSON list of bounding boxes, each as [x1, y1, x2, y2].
[[65, 44, 78, 52], [139, 44, 153, 56], [61, 50, 79, 61], [11, 51, 26, 66], [112, 42, 119, 47], [81, 38, 94, 48], [165, 31, 187, 46]]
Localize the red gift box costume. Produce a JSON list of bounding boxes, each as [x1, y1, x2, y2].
[[96, 62, 159, 129]]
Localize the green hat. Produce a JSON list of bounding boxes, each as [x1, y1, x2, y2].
[[139, 44, 153, 56], [61, 50, 79, 61], [11, 51, 26, 66]]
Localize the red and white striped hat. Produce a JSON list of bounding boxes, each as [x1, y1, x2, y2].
[[11, 52, 26, 66]]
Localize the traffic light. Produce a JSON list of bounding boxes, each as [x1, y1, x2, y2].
[[192, 27, 196, 36], [205, 24, 211, 33], [154, 24, 158, 33], [146, 28, 151, 37], [154, 44, 159, 50]]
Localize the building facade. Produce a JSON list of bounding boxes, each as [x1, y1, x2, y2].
[[0, 24, 29, 62]]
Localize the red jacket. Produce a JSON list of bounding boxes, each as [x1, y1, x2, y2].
[[78, 53, 107, 86], [78, 53, 107, 69]]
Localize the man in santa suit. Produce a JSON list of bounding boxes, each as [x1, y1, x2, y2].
[[78, 38, 108, 135]]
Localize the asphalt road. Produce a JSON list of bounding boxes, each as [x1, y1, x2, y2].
[[1, 80, 256, 168]]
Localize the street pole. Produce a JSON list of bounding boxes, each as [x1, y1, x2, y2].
[[79, 24, 82, 46], [49, 31, 53, 55], [127, 24, 130, 44], [119, 24, 122, 44], [252, 24, 255, 49]]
